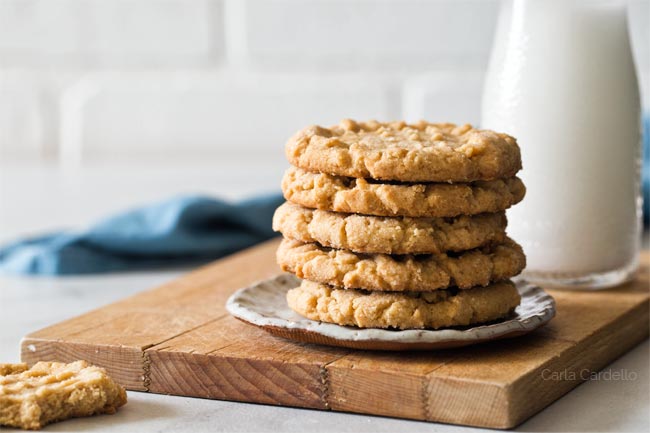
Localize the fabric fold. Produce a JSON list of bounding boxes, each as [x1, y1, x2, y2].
[[0, 194, 284, 275]]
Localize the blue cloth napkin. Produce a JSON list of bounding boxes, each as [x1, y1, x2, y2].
[[0, 194, 284, 275]]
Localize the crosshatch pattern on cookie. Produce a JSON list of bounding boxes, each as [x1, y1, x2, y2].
[[282, 166, 526, 217], [286, 119, 522, 182], [287, 279, 521, 330], [0, 361, 127, 430], [273, 201, 508, 255], [277, 238, 526, 292]]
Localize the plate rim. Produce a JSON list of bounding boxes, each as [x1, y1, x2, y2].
[[226, 274, 556, 346]]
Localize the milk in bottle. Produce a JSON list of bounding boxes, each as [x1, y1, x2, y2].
[[481, 0, 642, 288]]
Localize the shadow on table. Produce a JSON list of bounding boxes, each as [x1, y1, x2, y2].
[[45, 397, 181, 432]]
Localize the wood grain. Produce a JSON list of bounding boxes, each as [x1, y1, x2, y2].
[[147, 315, 348, 409], [20, 241, 650, 429]]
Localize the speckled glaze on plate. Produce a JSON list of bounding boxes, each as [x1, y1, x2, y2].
[[226, 274, 556, 351]]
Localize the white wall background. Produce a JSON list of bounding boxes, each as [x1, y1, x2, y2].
[[0, 0, 648, 168]]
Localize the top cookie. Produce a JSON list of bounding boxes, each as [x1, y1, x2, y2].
[[286, 119, 522, 182]]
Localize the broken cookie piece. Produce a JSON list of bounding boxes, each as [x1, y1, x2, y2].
[[0, 360, 127, 430]]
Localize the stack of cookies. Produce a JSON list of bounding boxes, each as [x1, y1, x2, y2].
[[273, 119, 526, 330]]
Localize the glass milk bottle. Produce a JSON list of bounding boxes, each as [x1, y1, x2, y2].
[[482, 0, 642, 288]]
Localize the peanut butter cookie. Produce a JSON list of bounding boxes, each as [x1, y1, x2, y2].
[[0, 360, 127, 430], [287, 279, 521, 329], [286, 119, 521, 182], [277, 238, 526, 292], [273, 201, 507, 255], [282, 166, 525, 217]]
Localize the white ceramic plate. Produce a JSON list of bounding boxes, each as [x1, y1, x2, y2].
[[226, 274, 556, 351]]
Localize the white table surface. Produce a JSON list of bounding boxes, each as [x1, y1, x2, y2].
[[1, 162, 648, 433]]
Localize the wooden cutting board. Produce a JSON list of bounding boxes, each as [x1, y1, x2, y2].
[[21, 239, 649, 429]]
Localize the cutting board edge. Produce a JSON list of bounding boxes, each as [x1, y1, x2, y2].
[[20, 337, 148, 391]]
